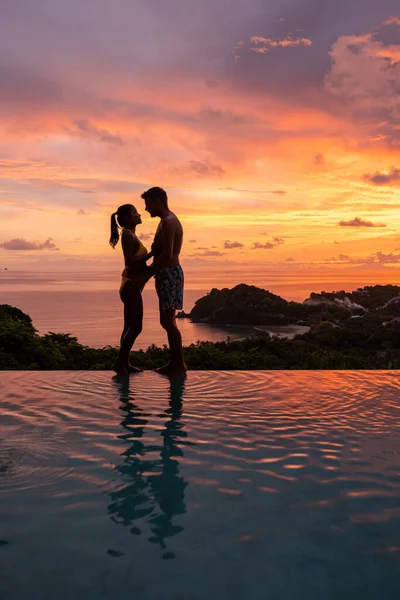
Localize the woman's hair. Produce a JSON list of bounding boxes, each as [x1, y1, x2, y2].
[[109, 204, 136, 248]]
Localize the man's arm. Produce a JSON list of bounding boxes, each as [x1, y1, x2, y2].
[[147, 219, 174, 275]]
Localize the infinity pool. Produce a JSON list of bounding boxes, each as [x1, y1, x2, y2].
[[1, 371, 400, 599]]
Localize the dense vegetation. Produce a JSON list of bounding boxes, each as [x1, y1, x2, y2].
[[188, 283, 400, 326], [2, 282, 400, 370]]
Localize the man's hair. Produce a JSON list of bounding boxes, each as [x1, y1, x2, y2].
[[141, 186, 168, 206]]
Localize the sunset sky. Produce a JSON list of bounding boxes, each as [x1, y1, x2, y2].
[[0, 0, 399, 287]]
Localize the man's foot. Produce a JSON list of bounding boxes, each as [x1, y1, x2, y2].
[[127, 363, 143, 373], [154, 362, 188, 377], [112, 359, 129, 376], [154, 363, 170, 375]]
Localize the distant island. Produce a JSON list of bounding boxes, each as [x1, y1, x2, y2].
[[2, 283, 400, 370], [178, 283, 400, 326]]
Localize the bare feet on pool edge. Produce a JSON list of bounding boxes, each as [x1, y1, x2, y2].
[[154, 362, 188, 377], [112, 360, 129, 376]]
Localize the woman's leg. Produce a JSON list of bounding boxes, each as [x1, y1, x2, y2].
[[113, 285, 143, 374], [120, 304, 129, 345]]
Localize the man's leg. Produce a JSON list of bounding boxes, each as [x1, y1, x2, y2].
[[156, 309, 186, 375]]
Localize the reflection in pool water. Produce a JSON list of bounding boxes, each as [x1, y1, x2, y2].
[[108, 376, 191, 557], [0, 370, 399, 599]]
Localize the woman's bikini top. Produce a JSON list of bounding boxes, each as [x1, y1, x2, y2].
[[121, 231, 148, 282], [122, 229, 148, 257], [135, 239, 148, 257]]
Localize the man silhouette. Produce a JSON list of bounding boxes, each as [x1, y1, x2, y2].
[[140, 187, 187, 376]]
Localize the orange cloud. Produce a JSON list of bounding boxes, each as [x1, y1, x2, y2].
[[1, 13, 399, 277], [234, 35, 312, 59]]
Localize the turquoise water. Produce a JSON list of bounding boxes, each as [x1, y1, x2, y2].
[[1, 371, 400, 599]]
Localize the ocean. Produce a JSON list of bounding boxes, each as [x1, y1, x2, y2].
[[0, 271, 260, 349], [1, 268, 398, 349]]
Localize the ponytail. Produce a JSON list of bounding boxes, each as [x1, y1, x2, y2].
[[109, 212, 120, 248]]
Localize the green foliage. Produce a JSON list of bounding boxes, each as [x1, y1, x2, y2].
[[1, 290, 400, 370], [189, 283, 400, 328], [0, 304, 34, 328], [190, 284, 289, 325]]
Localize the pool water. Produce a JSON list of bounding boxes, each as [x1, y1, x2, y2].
[[1, 371, 400, 599]]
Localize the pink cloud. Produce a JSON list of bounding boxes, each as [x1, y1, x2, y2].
[[224, 240, 244, 249], [250, 36, 312, 54], [0, 237, 59, 250], [325, 18, 400, 145]]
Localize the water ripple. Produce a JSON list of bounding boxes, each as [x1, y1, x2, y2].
[[1, 370, 400, 594]]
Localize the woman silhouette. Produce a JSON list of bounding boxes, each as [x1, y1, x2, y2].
[[109, 375, 191, 559], [110, 204, 153, 374]]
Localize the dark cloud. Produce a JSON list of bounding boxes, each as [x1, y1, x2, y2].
[[286, 257, 294, 261], [364, 168, 400, 185], [77, 208, 88, 215], [189, 239, 197, 243], [0, 237, 59, 251], [189, 160, 225, 177], [253, 236, 285, 250], [72, 119, 125, 146], [315, 154, 325, 165], [224, 240, 244, 249], [339, 217, 386, 227], [253, 241, 275, 250], [372, 17, 400, 46], [0, 59, 64, 111]]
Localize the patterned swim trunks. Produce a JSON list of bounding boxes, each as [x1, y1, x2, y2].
[[155, 265, 184, 312]]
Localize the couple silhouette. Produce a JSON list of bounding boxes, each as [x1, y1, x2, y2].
[[110, 187, 187, 377], [108, 374, 191, 559]]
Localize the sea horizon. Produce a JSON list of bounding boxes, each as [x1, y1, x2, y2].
[[1, 269, 399, 349]]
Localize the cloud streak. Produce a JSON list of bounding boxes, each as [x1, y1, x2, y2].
[[234, 35, 312, 59], [0, 237, 59, 251], [339, 217, 387, 228]]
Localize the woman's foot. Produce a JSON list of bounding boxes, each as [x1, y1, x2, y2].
[[127, 363, 143, 373], [154, 362, 187, 377]]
